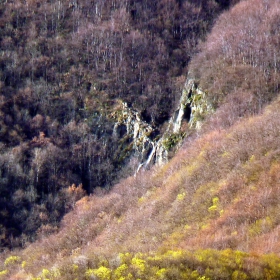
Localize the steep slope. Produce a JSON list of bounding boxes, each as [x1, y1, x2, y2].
[[0, 0, 237, 249], [1, 0, 280, 278], [189, 0, 280, 129], [2, 90, 280, 280]]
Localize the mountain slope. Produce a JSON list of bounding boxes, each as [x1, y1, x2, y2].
[[2, 90, 280, 280], [1, 0, 280, 279], [0, 0, 235, 249]]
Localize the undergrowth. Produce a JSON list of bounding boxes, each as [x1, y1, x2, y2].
[[1, 249, 280, 279]]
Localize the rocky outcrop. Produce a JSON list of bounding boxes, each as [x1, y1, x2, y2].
[[111, 75, 213, 172], [169, 76, 214, 131], [169, 77, 195, 133], [112, 102, 164, 171], [188, 86, 214, 129]]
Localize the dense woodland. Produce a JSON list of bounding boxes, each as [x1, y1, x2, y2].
[[0, 0, 237, 248], [2, 0, 280, 279], [190, 0, 280, 124]]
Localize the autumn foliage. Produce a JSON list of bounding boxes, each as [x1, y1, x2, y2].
[[190, 0, 280, 122], [0, 0, 234, 248], [2, 0, 280, 279]]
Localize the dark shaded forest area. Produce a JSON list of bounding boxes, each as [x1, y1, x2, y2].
[[0, 0, 237, 249]]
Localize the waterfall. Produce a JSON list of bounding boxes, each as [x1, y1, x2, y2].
[[114, 75, 199, 174], [144, 142, 156, 168]]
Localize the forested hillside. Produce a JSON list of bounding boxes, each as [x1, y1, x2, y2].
[[0, 0, 235, 248], [1, 0, 280, 279]]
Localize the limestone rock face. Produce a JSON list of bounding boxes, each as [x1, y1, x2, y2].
[[170, 77, 195, 134], [112, 74, 213, 172], [164, 75, 213, 133], [188, 86, 214, 129], [174, 76, 214, 130], [113, 102, 165, 171]]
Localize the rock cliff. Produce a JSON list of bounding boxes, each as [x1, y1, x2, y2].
[[111, 75, 213, 172]]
